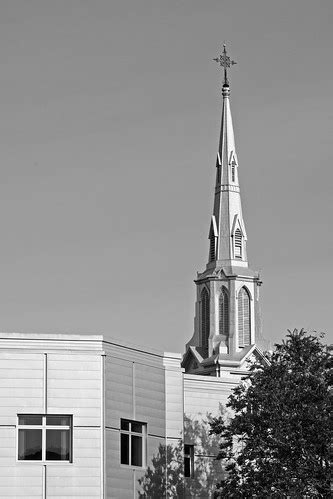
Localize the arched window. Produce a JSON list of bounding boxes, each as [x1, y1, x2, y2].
[[219, 287, 229, 337], [201, 288, 210, 353], [234, 228, 242, 259], [238, 287, 251, 347]]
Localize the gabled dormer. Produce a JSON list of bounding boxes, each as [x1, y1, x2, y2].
[[231, 214, 247, 262]]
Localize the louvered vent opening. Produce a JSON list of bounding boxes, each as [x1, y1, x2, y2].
[[209, 237, 216, 262], [219, 288, 229, 336], [238, 287, 250, 347], [231, 162, 236, 182], [234, 228, 242, 259], [201, 288, 210, 355]]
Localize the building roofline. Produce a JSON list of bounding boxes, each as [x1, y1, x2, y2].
[[0, 331, 182, 361]]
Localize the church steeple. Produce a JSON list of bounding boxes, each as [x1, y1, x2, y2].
[[209, 46, 247, 267], [183, 46, 265, 376]]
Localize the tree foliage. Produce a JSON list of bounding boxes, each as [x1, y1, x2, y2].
[[183, 408, 227, 496], [138, 442, 185, 498], [210, 329, 332, 497], [138, 409, 226, 497]]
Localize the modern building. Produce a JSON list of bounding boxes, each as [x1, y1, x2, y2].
[[0, 47, 267, 498]]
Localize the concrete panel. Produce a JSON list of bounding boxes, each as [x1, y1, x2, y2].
[[0, 427, 42, 497], [105, 356, 133, 427], [47, 353, 101, 427], [0, 352, 44, 425], [47, 428, 101, 497], [135, 364, 165, 437]]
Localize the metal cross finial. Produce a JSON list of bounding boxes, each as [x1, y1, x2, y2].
[[213, 44, 237, 86]]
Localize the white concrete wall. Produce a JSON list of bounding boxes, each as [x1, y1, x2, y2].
[[184, 373, 238, 419], [0, 334, 103, 498], [104, 340, 183, 499], [164, 354, 184, 444], [183, 373, 240, 498], [46, 352, 102, 498], [0, 334, 228, 498]]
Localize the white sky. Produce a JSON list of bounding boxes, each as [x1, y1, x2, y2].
[[0, 0, 332, 352]]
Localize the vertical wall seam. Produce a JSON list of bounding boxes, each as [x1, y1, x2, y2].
[[43, 354, 47, 498], [132, 362, 136, 420], [182, 363, 185, 498], [132, 362, 136, 499], [133, 469, 136, 499], [101, 354, 106, 499], [164, 365, 167, 499], [42, 464, 46, 499], [43, 353, 48, 414]]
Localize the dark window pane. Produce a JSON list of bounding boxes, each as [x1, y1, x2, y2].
[[120, 420, 129, 431], [131, 422, 142, 434], [184, 456, 191, 477], [46, 430, 70, 461], [184, 445, 194, 478], [18, 415, 42, 425], [131, 435, 142, 467], [46, 416, 71, 426], [120, 433, 129, 464], [18, 429, 42, 460]]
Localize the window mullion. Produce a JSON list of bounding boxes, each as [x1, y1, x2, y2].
[[128, 423, 131, 465], [42, 426, 46, 461]]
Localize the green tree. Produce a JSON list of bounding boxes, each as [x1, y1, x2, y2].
[[210, 329, 332, 498]]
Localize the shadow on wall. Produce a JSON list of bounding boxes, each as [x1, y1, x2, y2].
[[138, 405, 228, 498]]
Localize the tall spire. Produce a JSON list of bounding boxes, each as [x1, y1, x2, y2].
[[183, 45, 264, 373], [209, 44, 247, 268]]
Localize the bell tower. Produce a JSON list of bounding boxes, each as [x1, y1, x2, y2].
[[183, 46, 265, 376]]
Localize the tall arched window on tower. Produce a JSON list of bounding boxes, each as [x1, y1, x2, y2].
[[238, 287, 251, 347], [234, 228, 242, 259], [219, 287, 229, 337], [201, 288, 210, 355]]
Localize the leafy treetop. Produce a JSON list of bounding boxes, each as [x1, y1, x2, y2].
[[210, 329, 332, 498]]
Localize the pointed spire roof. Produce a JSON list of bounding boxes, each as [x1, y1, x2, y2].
[[217, 84, 239, 186], [208, 46, 248, 268]]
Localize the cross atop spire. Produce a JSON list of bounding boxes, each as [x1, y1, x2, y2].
[[214, 44, 237, 86]]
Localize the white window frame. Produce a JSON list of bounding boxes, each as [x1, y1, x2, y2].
[[120, 418, 147, 469], [17, 414, 72, 463]]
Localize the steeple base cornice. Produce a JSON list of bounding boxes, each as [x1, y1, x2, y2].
[[182, 344, 269, 376], [215, 184, 240, 194], [197, 262, 259, 280]]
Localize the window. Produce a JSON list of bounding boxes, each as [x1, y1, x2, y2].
[[238, 287, 251, 347], [184, 444, 194, 478], [234, 228, 242, 259], [18, 415, 72, 461], [219, 287, 229, 337], [120, 419, 146, 468], [200, 288, 210, 354]]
